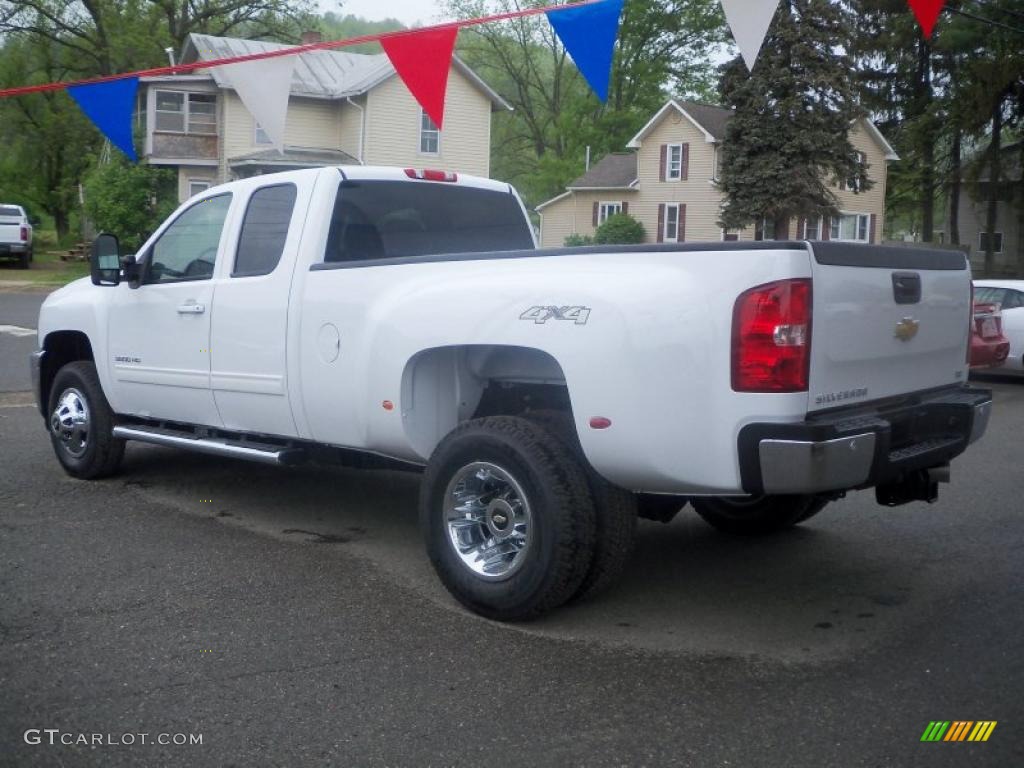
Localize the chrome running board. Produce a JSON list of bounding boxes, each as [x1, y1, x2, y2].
[[112, 425, 305, 466]]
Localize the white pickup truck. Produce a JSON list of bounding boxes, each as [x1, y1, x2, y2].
[[33, 166, 992, 620], [0, 204, 34, 268]]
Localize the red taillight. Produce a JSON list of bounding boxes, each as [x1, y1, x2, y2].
[[732, 279, 812, 392], [20, 226, 28, 241], [403, 168, 457, 182]]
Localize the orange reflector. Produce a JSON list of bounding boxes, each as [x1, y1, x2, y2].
[[382, 400, 394, 411], [589, 417, 612, 429]]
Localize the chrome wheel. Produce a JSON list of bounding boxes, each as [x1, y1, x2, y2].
[[50, 387, 90, 459], [444, 462, 532, 580]]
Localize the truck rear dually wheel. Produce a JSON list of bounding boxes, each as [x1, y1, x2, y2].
[[48, 361, 125, 479], [420, 416, 596, 621], [691, 494, 829, 535], [525, 410, 637, 602]]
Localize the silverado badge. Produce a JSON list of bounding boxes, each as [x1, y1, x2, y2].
[[894, 317, 920, 342]]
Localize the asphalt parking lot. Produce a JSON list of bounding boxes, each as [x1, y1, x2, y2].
[[1, 290, 1022, 766]]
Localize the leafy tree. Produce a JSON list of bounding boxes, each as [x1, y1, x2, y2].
[[82, 156, 177, 251], [717, 0, 865, 233], [317, 12, 405, 53], [0, 35, 96, 239], [594, 212, 645, 243]]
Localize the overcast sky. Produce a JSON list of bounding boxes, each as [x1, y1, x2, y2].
[[322, 0, 450, 25]]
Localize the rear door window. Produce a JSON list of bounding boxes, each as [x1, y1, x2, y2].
[[233, 184, 297, 277], [0, 206, 22, 218], [323, 180, 534, 263]]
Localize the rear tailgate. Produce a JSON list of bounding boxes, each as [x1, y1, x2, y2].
[[807, 242, 970, 413], [0, 209, 23, 244]]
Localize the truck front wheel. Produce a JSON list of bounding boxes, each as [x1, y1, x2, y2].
[[47, 361, 125, 479], [691, 495, 829, 535], [420, 416, 596, 621]]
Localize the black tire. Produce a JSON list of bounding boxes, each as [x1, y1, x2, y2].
[[525, 410, 636, 601], [691, 494, 829, 536], [17, 251, 29, 269], [420, 416, 596, 621], [47, 360, 125, 479]]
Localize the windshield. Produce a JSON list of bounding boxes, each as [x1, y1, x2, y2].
[[323, 180, 534, 263], [0, 206, 22, 218]]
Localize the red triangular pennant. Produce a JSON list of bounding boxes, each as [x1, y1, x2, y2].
[[907, 0, 945, 38], [381, 27, 458, 129]]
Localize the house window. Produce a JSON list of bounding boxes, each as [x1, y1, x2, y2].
[[841, 151, 867, 192], [419, 110, 440, 154], [801, 216, 822, 239], [830, 212, 870, 242], [756, 217, 777, 241], [255, 122, 272, 146], [154, 90, 217, 134], [667, 144, 683, 180], [663, 203, 682, 242], [599, 202, 622, 224], [979, 232, 1003, 253], [712, 145, 721, 182], [188, 179, 212, 198]]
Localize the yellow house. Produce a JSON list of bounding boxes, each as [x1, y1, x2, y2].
[[537, 99, 899, 247], [140, 33, 511, 201]]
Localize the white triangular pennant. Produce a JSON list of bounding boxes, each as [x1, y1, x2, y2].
[[218, 56, 295, 151], [720, 0, 780, 71]]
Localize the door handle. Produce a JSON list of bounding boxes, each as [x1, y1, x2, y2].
[[177, 301, 206, 314]]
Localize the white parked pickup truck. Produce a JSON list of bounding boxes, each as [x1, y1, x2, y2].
[[0, 204, 34, 268], [32, 166, 992, 619]]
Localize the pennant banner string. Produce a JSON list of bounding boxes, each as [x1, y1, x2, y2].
[[0, 0, 607, 100]]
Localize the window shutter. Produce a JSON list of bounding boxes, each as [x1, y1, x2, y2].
[[659, 145, 667, 182], [681, 143, 689, 181], [775, 219, 789, 240], [822, 216, 830, 241], [592, 201, 599, 227], [755, 219, 764, 241], [621, 201, 628, 216], [679, 204, 686, 242], [657, 204, 665, 243], [869, 213, 877, 244], [797, 217, 806, 239]]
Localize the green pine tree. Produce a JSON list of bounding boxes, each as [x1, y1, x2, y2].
[[717, 0, 867, 234]]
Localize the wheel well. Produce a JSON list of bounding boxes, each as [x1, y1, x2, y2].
[[400, 345, 572, 458], [40, 331, 94, 414]]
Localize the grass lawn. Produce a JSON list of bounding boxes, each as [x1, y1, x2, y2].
[[0, 231, 89, 289]]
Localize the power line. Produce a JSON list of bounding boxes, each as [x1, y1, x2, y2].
[[944, 6, 1024, 34]]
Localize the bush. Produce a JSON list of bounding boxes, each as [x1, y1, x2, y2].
[[594, 213, 645, 244], [82, 157, 178, 252], [564, 232, 594, 246]]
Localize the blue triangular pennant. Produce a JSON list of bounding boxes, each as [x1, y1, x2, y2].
[[546, 0, 624, 102], [68, 77, 139, 161]]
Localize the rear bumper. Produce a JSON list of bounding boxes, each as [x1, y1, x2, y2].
[[738, 386, 992, 495], [0, 243, 28, 254]]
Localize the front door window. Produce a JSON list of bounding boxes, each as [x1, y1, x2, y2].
[[144, 195, 232, 283]]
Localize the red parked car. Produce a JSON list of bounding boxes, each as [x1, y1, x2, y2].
[[970, 301, 1010, 369]]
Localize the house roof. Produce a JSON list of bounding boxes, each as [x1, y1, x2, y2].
[[229, 146, 359, 168], [180, 34, 511, 110], [626, 98, 900, 161], [567, 153, 638, 189]]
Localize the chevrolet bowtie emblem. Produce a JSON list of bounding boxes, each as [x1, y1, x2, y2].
[[894, 317, 920, 341]]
